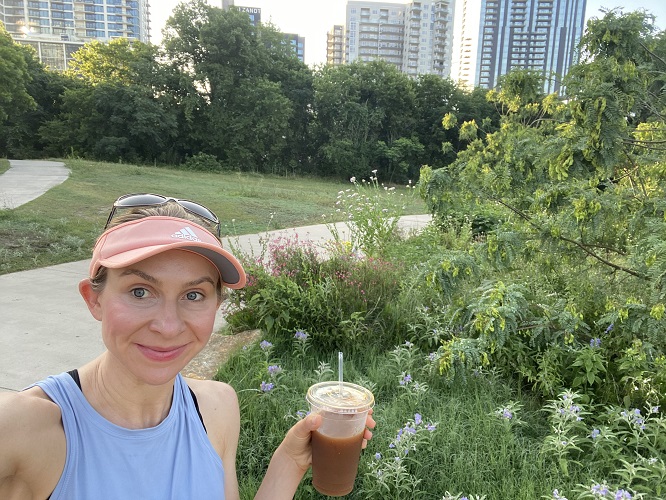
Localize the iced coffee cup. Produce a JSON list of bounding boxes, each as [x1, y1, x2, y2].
[[306, 381, 375, 497]]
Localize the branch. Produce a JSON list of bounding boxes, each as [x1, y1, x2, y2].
[[490, 198, 648, 279]]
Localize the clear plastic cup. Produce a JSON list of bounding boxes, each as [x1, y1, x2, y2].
[[306, 381, 375, 497]]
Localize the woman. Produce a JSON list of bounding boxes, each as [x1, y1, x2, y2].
[[0, 194, 375, 499]]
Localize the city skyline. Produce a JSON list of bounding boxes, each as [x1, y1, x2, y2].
[[150, 0, 666, 67]]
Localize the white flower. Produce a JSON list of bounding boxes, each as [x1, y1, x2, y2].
[[372, 169, 378, 174], [350, 176, 356, 183]]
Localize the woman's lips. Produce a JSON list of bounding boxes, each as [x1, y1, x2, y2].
[[136, 344, 187, 362]]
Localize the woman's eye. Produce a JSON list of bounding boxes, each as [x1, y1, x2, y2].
[[186, 291, 203, 301], [131, 288, 148, 298]]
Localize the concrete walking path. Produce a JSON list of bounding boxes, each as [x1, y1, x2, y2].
[[0, 160, 431, 392], [0, 159, 69, 209]]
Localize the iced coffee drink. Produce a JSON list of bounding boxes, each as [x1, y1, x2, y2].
[[307, 381, 374, 496]]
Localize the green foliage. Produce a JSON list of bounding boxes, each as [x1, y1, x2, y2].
[[419, 10, 666, 409], [325, 171, 414, 257], [183, 152, 224, 172]]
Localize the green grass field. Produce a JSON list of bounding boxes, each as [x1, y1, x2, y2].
[[0, 159, 425, 274]]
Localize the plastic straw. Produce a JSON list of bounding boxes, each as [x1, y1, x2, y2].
[[338, 351, 343, 394]]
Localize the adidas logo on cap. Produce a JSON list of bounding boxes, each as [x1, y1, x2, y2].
[[171, 226, 201, 242]]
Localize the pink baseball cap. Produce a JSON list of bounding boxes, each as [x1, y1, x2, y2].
[[89, 216, 246, 289]]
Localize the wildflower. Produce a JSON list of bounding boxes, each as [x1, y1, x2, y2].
[[399, 374, 412, 385], [426, 424, 437, 432], [350, 176, 356, 183], [294, 330, 308, 340], [389, 442, 395, 449], [553, 489, 568, 500], [605, 323, 614, 334], [295, 410, 306, 418], [260, 381, 274, 392], [268, 365, 282, 376], [591, 483, 609, 496], [590, 429, 601, 439], [414, 413, 422, 425], [404, 340, 414, 348], [259, 340, 273, 351], [590, 337, 602, 348], [501, 408, 513, 420], [614, 490, 632, 499], [374, 452, 382, 460], [372, 169, 378, 175], [405, 426, 417, 435], [428, 352, 437, 362], [650, 406, 660, 413]]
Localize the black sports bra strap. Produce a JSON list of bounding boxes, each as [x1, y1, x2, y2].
[[67, 369, 82, 390]]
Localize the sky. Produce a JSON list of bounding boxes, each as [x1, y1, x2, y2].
[[149, 0, 666, 67]]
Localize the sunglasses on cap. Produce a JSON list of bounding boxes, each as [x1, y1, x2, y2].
[[105, 193, 221, 236]]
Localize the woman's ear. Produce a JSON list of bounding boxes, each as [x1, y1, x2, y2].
[[79, 278, 103, 321]]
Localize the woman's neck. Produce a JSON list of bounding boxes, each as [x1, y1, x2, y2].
[[77, 354, 176, 429]]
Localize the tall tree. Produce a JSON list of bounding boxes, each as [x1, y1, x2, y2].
[[0, 23, 35, 154]]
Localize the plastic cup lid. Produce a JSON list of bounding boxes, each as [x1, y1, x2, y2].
[[307, 381, 374, 414]]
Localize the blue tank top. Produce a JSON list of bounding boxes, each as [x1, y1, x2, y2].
[[33, 373, 226, 500]]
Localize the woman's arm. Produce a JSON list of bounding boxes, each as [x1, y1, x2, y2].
[[255, 410, 375, 500]]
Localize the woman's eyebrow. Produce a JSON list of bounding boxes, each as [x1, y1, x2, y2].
[[121, 269, 158, 283], [185, 277, 216, 287]]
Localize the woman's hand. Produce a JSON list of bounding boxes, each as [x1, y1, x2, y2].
[[281, 409, 376, 472]]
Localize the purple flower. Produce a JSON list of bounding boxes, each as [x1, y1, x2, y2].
[[399, 374, 412, 385], [590, 429, 600, 439], [268, 365, 282, 376], [405, 426, 416, 435], [294, 330, 308, 340], [374, 452, 381, 460], [388, 442, 395, 449], [615, 490, 632, 499], [502, 408, 513, 420], [414, 413, 422, 425], [591, 483, 609, 496], [553, 489, 568, 500], [260, 381, 274, 392], [404, 341, 413, 348], [428, 352, 437, 362], [605, 323, 614, 334], [426, 424, 436, 432], [260, 340, 273, 351], [590, 338, 602, 348]]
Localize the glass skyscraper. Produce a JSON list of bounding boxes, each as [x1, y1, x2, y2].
[[452, 0, 586, 93], [1, 0, 150, 70]]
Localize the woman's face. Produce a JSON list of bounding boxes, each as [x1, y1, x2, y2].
[[86, 249, 221, 385]]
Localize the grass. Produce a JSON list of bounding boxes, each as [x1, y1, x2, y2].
[[0, 158, 10, 175], [217, 342, 578, 500], [0, 159, 425, 274]]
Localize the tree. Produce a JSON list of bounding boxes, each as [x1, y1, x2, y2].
[[421, 10, 666, 406], [312, 60, 419, 181], [0, 22, 35, 150], [67, 38, 159, 87], [162, 1, 309, 172]]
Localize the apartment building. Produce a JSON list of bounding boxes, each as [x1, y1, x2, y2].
[[1, 0, 149, 70], [342, 0, 454, 76], [451, 0, 586, 93], [326, 24, 344, 66]]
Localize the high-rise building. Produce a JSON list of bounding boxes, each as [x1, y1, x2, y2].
[[451, 0, 586, 94], [343, 0, 454, 76], [1, 0, 150, 70], [223, 1, 305, 63], [327, 24, 344, 66], [284, 32, 305, 63]]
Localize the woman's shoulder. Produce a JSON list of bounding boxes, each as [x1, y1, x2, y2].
[[0, 388, 66, 498], [184, 377, 238, 403]]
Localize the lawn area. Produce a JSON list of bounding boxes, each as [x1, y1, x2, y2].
[[0, 159, 425, 274]]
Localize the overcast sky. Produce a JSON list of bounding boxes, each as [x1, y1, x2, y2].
[[149, 0, 666, 67]]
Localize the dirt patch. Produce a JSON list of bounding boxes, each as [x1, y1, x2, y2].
[[182, 329, 262, 380]]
